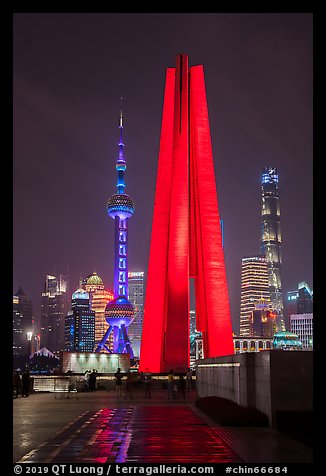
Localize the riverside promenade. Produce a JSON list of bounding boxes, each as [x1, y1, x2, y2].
[[13, 386, 312, 464]]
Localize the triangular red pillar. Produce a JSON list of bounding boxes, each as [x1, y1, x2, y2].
[[139, 55, 234, 373]]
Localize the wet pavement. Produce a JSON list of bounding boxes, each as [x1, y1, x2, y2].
[[17, 406, 240, 463], [13, 389, 313, 464]]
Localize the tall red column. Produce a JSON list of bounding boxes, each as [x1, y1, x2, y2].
[[138, 67, 175, 372], [189, 65, 234, 358], [139, 55, 234, 373]]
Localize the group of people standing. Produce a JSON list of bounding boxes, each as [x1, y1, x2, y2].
[[13, 366, 194, 399], [114, 368, 154, 398], [114, 367, 140, 399], [84, 369, 98, 391], [167, 368, 193, 399], [13, 369, 31, 398], [113, 367, 193, 399]]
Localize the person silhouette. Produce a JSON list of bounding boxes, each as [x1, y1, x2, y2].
[[186, 367, 193, 391], [21, 369, 31, 397], [114, 368, 123, 396], [13, 371, 21, 398], [143, 370, 152, 398], [167, 369, 174, 399]]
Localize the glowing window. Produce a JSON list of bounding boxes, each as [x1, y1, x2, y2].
[[119, 258, 126, 269], [119, 244, 126, 255], [119, 271, 126, 283], [119, 231, 127, 242], [119, 285, 126, 295]]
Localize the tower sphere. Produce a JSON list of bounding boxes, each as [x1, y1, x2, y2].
[[107, 193, 135, 220], [105, 296, 134, 327]]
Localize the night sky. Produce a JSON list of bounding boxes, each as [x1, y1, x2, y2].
[[13, 13, 313, 333]]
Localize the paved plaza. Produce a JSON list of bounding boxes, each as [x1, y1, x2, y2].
[[13, 387, 313, 464]]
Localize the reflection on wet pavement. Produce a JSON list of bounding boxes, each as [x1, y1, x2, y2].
[[19, 433, 34, 449], [18, 406, 241, 463]]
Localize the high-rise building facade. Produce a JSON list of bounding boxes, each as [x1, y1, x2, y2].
[[13, 295, 23, 359], [239, 256, 271, 336], [82, 272, 114, 351], [31, 333, 41, 355], [140, 54, 234, 373], [13, 286, 34, 356], [290, 313, 313, 349], [41, 274, 70, 353], [83, 271, 104, 295], [286, 281, 313, 329], [64, 286, 95, 352], [127, 271, 144, 358], [297, 281, 313, 314], [189, 309, 203, 367], [286, 290, 299, 328], [260, 166, 285, 332], [95, 107, 135, 356], [249, 298, 277, 337]]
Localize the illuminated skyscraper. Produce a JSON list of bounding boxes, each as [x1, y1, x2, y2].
[[140, 54, 234, 372], [40, 274, 70, 353], [239, 256, 271, 336], [286, 281, 313, 330], [96, 106, 135, 356], [82, 271, 104, 294], [290, 313, 313, 349], [286, 290, 299, 327], [13, 287, 34, 356], [127, 271, 144, 358], [189, 309, 202, 367], [64, 285, 95, 352], [261, 167, 285, 332], [297, 281, 313, 314], [82, 272, 114, 351], [13, 295, 23, 360], [249, 298, 277, 337]]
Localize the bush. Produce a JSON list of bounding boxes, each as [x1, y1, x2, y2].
[[195, 396, 269, 427]]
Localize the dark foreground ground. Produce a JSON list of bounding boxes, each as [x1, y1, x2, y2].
[[13, 387, 313, 464]]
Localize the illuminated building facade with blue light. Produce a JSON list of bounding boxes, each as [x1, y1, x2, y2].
[[260, 166, 285, 332], [95, 104, 135, 357], [64, 286, 95, 352], [272, 331, 303, 350], [127, 271, 144, 359], [286, 281, 313, 330]]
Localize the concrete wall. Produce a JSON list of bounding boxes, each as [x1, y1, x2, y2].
[[60, 351, 130, 374], [196, 350, 312, 426], [269, 350, 313, 415]]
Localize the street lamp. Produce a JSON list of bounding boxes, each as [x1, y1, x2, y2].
[[26, 331, 33, 368]]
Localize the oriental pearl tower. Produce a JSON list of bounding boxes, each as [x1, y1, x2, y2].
[[95, 102, 135, 358]]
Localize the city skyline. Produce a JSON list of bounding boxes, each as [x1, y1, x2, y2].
[[13, 13, 313, 334]]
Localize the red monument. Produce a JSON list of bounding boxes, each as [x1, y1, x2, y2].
[[139, 54, 234, 372]]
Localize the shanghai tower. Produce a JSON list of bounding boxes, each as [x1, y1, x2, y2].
[[260, 166, 285, 332]]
